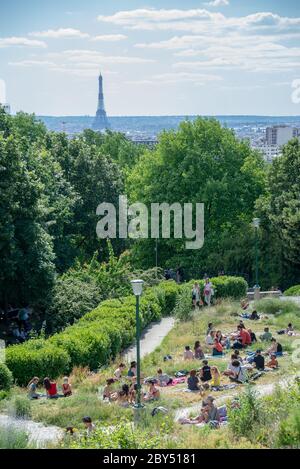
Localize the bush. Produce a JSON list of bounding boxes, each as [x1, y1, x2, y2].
[[228, 386, 263, 438], [0, 426, 30, 449], [174, 285, 194, 322], [187, 276, 248, 301], [5, 340, 71, 386], [254, 298, 300, 316], [276, 406, 300, 448], [159, 281, 179, 314], [0, 362, 13, 391], [9, 396, 32, 419], [284, 285, 300, 296]]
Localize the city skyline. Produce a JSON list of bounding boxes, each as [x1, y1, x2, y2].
[[1, 0, 300, 116]]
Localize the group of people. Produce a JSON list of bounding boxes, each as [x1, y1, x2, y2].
[[27, 376, 72, 399], [192, 279, 214, 308]]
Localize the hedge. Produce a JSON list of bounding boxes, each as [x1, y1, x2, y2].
[[284, 285, 300, 296], [5, 276, 247, 385], [186, 276, 248, 300], [0, 362, 13, 391]]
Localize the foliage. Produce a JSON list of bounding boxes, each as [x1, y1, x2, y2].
[[254, 298, 300, 316], [9, 395, 32, 418], [276, 406, 300, 448], [0, 425, 30, 449], [0, 362, 13, 391], [68, 420, 162, 449], [284, 285, 300, 296], [173, 285, 194, 321], [228, 386, 264, 438]]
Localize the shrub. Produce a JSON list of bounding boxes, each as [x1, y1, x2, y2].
[[5, 340, 71, 386], [276, 406, 300, 448], [0, 362, 13, 391], [174, 285, 194, 322], [228, 386, 263, 438], [9, 396, 32, 419], [0, 426, 30, 449], [159, 281, 179, 314], [254, 298, 300, 316], [187, 276, 248, 301], [284, 285, 300, 296]]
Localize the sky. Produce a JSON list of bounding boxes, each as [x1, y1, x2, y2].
[[0, 0, 300, 116]]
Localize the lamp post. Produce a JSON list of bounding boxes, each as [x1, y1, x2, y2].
[[252, 218, 260, 300], [130, 279, 144, 409]]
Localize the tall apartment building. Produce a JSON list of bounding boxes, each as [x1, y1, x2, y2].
[[266, 125, 300, 146]]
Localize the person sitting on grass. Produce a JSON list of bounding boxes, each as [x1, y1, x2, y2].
[[116, 384, 130, 407], [180, 396, 220, 426], [207, 323, 213, 335], [43, 377, 63, 399], [199, 360, 212, 382], [62, 377, 72, 397], [183, 345, 194, 360], [187, 369, 201, 392], [267, 338, 283, 357], [144, 380, 160, 401], [27, 377, 41, 400], [82, 416, 95, 435], [205, 330, 215, 348], [129, 383, 138, 404], [156, 368, 173, 386], [114, 363, 126, 381], [248, 329, 257, 343], [211, 366, 221, 388], [260, 327, 272, 341], [252, 350, 265, 371], [127, 361, 137, 379], [266, 353, 279, 369], [233, 350, 243, 363], [194, 341, 205, 359], [224, 360, 249, 383], [212, 338, 223, 356], [233, 325, 252, 349], [103, 378, 115, 400]]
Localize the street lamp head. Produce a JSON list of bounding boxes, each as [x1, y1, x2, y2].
[[252, 218, 261, 229], [131, 279, 144, 296]]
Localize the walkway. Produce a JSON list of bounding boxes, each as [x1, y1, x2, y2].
[[122, 317, 176, 363]]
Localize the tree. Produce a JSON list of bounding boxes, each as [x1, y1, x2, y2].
[[0, 136, 55, 309], [127, 118, 266, 278]]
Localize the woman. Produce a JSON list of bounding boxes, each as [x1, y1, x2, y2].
[[187, 369, 201, 392], [144, 380, 160, 401], [127, 361, 137, 379], [194, 341, 205, 359], [116, 384, 130, 407], [62, 377, 72, 397], [212, 338, 223, 356], [43, 377, 62, 399], [192, 282, 201, 308], [103, 378, 115, 400], [156, 369, 173, 386], [27, 377, 41, 399], [204, 279, 213, 307], [211, 367, 221, 388]]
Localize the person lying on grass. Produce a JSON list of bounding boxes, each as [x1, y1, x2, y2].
[[180, 396, 220, 426]]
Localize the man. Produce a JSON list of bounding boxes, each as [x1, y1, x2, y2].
[[253, 350, 265, 371], [225, 359, 249, 383], [232, 325, 251, 349], [260, 327, 272, 341]]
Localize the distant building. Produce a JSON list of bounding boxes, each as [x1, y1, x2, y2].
[[265, 125, 300, 146], [92, 73, 110, 131], [254, 144, 281, 163], [0, 103, 11, 114]]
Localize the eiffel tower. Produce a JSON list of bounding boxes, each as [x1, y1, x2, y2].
[[92, 73, 110, 131]]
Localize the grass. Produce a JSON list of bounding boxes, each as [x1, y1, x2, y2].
[[0, 425, 31, 449], [1, 296, 300, 448]]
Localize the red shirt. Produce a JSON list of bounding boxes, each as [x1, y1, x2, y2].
[[240, 329, 252, 346], [48, 383, 58, 396], [214, 341, 223, 352]]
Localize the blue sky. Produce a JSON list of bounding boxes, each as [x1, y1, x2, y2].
[[0, 0, 300, 116]]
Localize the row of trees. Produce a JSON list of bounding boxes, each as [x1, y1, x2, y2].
[[1, 106, 299, 325]]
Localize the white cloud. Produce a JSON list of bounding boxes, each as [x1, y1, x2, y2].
[[58, 49, 155, 65], [30, 28, 89, 39], [91, 34, 127, 42], [9, 60, 57, 67], [127, 71, 222, 86], [205, 0, 229, 7], [0, 37, 47, 48]]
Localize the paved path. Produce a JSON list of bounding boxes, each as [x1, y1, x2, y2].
[[122, 317, 176, 363], [280, 296, 300, 306], [0, 414, 64, 448]]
